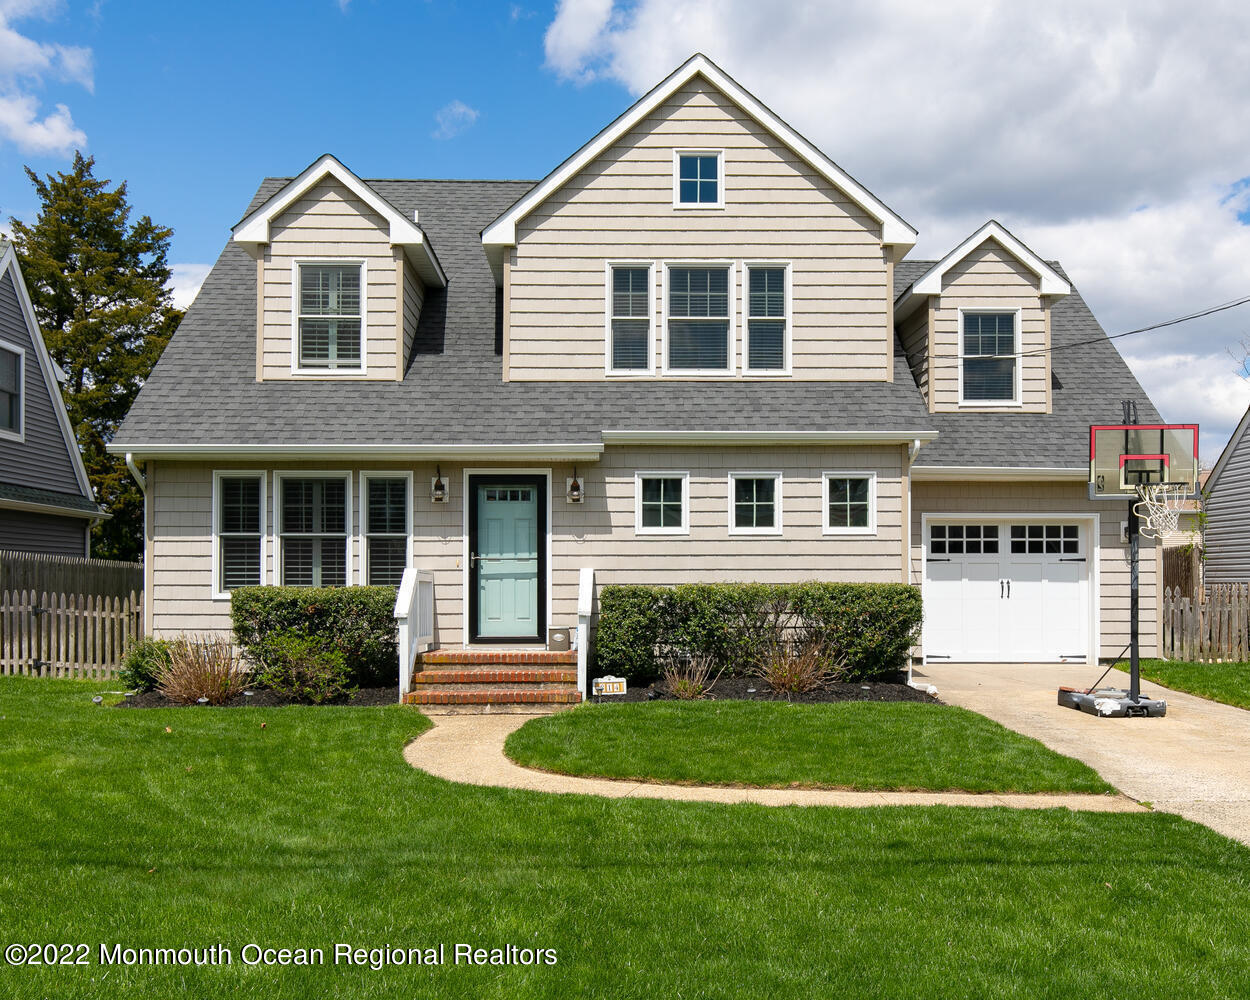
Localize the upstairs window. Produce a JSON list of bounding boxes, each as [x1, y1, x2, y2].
[[667, 266, 731, 372], [298, 263, 362, 371], [0, 344, 20, 436], [675, 152, 722, 207], [609, 266, 651, 372], [961, 311, 1017, 403], [280, 476, 348, 587], [746, 266, 787, 372]]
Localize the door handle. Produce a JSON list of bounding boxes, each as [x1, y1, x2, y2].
[[1006, 579, 1011, 599], [1000, 579, 1005, 599]]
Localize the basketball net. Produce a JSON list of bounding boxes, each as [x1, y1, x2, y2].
[[1133, 483, 1188, 539]]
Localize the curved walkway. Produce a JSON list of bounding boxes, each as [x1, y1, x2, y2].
[[404, 712, 1144, 812]]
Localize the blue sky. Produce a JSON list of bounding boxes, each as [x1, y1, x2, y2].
[[3, 0, 1250, 462]]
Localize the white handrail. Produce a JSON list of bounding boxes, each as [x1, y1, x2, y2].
[[576, 567, 595, 699], [394, 567, 435, 702]]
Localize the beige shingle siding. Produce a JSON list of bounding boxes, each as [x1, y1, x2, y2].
[[911, 480, 1160, 658], [929, 240, 1049, 412], [508, 79, 891, 381], [260, 177, 399, 380], [402, 258, 425, 373], [897, 306, 929, 403]]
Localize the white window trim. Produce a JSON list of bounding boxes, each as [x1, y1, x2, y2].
[[741, 261, 792, 376], [634, 471, 690, 536], [358, 470, 414, 587], [0, 338, 24, 443], [290, 259, 369, 377], [211, 470, 267, 601], [603, 261, 656, 376], [727, 471, 783, 536], [957, 307, 1022, 408], [672, 149, 725, 209], [273, 470, 354, 587], [822, 471, 877, 536], [661, 261, 737, 376]]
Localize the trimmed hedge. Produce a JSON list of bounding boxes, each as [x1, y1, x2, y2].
[[594, 582, 922, 683], [230, 586, 398, 688]]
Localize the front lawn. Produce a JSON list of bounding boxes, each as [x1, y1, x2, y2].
[[1136, 658, 1250, 711], [504, 700, 1114, 794], [1, 677, 1248, 999]]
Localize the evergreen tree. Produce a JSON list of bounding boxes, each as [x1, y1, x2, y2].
[[9, 152, 181, 561]]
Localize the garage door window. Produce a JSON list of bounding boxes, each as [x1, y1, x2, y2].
[[1011, 524, 1079, 555], [930, 524, 998, 555]]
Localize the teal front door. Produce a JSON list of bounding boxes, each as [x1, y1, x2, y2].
[[469, 476, 545, 643]]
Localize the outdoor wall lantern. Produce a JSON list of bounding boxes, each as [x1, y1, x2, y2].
[[566, 467, 584, 503], [430, 466, 448, 503]]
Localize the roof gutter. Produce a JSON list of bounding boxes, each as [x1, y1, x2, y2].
[[107, 441, 606, 462], [601, 430, 939, 446], [910, 465, 1086, 482], [0, 497, 108, 521]]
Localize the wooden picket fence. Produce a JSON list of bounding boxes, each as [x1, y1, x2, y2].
[[0, 589, 143, 678], [1161, 584, 1250, 662], [0, 550, 142, 601]]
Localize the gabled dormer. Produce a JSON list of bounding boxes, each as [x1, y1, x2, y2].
[[232, 155, 446, 382], [482, 54, 917, 383], [895, 221, 1070, 413]]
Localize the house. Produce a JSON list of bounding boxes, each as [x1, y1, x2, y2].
[[0, 241, 104, 556], [109, 54, 1164, 703], [1203, 409, 1250, 583]]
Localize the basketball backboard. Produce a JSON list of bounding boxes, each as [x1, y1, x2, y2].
[[1089, 424, 1199, 500]]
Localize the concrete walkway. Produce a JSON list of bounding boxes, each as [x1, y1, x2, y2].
[[403, 712, 1142, 812], [918, 662, 1250, 845]]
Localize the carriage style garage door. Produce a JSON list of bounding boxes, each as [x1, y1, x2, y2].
[[923, 519, 1093, 663]]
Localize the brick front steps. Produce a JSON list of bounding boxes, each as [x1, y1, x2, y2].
[[403, 647, 581, 713]]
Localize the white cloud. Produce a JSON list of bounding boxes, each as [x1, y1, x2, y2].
[[169, 263, 211, 311], [432, 99, 480, 140], [0, 0, 92, 155], [540, 0, 1250, 459]]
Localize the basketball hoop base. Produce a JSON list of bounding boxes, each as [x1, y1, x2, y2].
[[1058, 687, 1167, 718]]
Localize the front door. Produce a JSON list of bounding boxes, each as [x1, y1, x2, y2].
[[468, 475, 545, 643]]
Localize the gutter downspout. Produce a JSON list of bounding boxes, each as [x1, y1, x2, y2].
[[125, 453, 147, 496], [905, 438, 927, 692]]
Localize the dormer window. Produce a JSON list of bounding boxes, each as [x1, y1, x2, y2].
[[297, 262, 363, 371], [674, 151, 723, 207], [960, 310, 1019, 405]]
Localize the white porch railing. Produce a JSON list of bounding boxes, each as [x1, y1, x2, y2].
[[394, 567, 435, 701], [576, 567, 594, 699]]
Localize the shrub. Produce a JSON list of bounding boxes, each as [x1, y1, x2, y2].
[[230, 586, 398, 688], [249, 633, 354, 704], [752, 637, 842, 696], [118, 637, 172, 692], [595, 582, 922, 683], [660, 650, 723, 700], [156, 636, 247, 705]]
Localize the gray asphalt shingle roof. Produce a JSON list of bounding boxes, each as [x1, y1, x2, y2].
[[116, 178, 1158, 472], [0, 481, 102, 515]]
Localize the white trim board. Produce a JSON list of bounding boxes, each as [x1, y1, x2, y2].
[[481, 54, 916, 263], [108, 442, 606, 461]]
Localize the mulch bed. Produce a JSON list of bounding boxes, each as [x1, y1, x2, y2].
[[114, 687, 396, 709], [598, 674, 939, 704]]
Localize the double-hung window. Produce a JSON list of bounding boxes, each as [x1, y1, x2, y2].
[[667, 266, 731, 372], [363, 475, 409, 586], [635, 473, 688, 535], [297, 263, 362, 371], [609, 265, 651, 372], [0, 343, 20, 437], [214, 473, 264, 595], [823, 473, 876, 534], [280, 476, 349, 587], [960, 311, 1018, 403], [745, 266, 787, 372], [729, 473, 781, 535], [675, 151, 722, 206]]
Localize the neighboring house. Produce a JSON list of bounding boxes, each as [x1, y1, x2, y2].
[[1204, 409, 1250, 583], [1158, 468, 1207, 551], [110, 54, 1165, 702], [0, 241, 103, 556]]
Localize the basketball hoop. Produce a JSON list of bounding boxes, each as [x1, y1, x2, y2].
[[1133, 483, 1189, 538]]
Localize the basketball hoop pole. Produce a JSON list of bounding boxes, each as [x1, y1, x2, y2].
[[1128, 499, 1141, 702]]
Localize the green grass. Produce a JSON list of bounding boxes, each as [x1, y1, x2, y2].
[[504, 700, 1114, 794], [1, 677, 1249, 999], [1135, 658, 1250, 710]]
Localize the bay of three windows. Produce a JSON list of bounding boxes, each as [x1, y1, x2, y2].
[[610, 263, 787, 374], [217, 473, 409, 595]]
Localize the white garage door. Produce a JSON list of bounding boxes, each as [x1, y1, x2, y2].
[[924, 521, 1091, 663]]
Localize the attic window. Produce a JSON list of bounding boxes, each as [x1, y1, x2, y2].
[[297, 263, 363, 371], [0, 343, 20, 436], [674, 151, 722, 207], [960, 311, 1018, 404]]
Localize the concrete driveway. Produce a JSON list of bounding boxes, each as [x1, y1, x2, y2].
[[917, 662, 1250, 845]]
